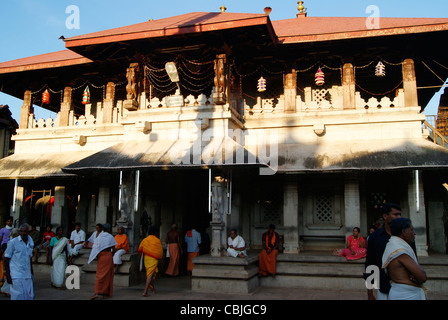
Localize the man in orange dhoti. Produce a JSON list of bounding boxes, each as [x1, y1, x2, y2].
[[258, 224, 280, 277], [138, 226, 163, 297], [165, 224, 181, 276], [85, 224, 117, 300], [185, 228, 201, 275]]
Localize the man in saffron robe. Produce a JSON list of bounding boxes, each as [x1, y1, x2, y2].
[[113, 226, 129, 273], [258, 224, 280, 277], [165, 223, 181, 276], [84, 223, 117, 300], [138, 226, 163, 297]]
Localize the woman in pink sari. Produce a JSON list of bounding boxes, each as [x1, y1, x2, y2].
[[339, 227, 366, 261]]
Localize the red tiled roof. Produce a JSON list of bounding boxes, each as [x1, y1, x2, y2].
[[272, 16, 448, 43], [0, 50, 92, 74], [65, 12, 270, 47]]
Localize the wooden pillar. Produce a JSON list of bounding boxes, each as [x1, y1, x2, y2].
[[213, 54, 227, 105], [124, 63, 140, 111], [102, 82, 115, 124], [284, 70, 297, 113], [402, 58, 419, 107], [59, 87, 73, 127], [19, 90, 33, 129], [342, 63, 356, 109]]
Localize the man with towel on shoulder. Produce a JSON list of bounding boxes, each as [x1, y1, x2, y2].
[[382, 217, 427, 300], [84, 223, 117, 300]]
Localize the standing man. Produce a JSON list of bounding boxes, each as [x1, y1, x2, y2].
[[4, 224, 35, 300], [258, 224, 280, 277], [68, 222, 86, 264], [364, 203, 416, 300], [185, 227, 201, 275], [0, 216, 14, 253], [138, 226, 163, 297], [382, 218, 427, 300], [84, 223, 117, 300], [165, 223, 182, 277]]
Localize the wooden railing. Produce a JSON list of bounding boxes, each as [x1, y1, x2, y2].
[[422, 120, 448, 148]]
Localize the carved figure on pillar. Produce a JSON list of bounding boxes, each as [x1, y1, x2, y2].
[[124, 62, 141, 110], [213, 54, 227, 105]]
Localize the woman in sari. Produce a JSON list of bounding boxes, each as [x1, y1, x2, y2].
[[336, 227, 367, 261], [138, 226, 163, 297], [49, 226, 71, 289]]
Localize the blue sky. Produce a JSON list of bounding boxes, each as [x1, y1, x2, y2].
[[1, 0, 447, 121]]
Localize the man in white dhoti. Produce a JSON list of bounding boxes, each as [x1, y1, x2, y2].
[[382, 218, 427, 300], [227, 229, 247, 258], [69, 222, 86, 264], [4, 224, 35, 300]]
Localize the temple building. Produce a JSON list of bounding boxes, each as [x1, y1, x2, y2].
[[0, 3, 448, 293]]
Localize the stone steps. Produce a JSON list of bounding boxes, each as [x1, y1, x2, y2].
[[32, 248, 145, 287]]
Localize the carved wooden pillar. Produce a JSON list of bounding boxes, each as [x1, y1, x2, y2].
[[402, 58, 418, 107], [59, 87, 73, 127], [102, 82, 115, 124], [284, 70, 297, 113], [213, 54, 227, 105], [19, 90, 33, 129], [342, 63, 356, 109], [124, 62, 141, 111]]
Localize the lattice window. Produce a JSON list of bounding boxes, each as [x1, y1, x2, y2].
[[312, 88, 331, 106], [261, 200, 281, 224], [314, 194, 334, 224]]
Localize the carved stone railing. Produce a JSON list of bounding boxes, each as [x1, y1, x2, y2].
[[244, 86, 406, 116]]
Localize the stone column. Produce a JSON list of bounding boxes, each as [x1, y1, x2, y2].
[[19, 90, 33, 129], [402, 58, 418, 108], [342, 63, 356, 109], [284, 70, 297, 113], [102, 82, 115, 124], [210, 176, 228, 257], [96, 187, 110, 224], [51, 186, 65, 229], [59, 87, 73, 127], [11, 182, 24, 226], [408, 170, 428, 256], [344, 178, 361, 239], [283, 178, 300, 254]]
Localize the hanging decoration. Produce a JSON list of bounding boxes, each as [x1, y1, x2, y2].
[[315, 67, 325, 86], [42, 89, 50, 104], [257, 76, 266, 92], [82, 86, 91, 104], [375, 61, 386, 77]]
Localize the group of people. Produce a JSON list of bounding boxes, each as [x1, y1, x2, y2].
[[0, 204, 427, 300]]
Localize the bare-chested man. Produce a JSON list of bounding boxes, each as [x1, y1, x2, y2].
[[165, 223, 182, 276], [382, 218, 427, 300]]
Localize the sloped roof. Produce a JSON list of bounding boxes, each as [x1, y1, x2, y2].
[[272, 16, 448, 43], [0, 50, 92, 74], [65, 12, 273, 47]]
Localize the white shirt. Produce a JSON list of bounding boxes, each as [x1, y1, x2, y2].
[[4, 236, 34, 279], [70, 229, 86, 244]]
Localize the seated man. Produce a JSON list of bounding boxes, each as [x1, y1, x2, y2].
[[68, 222, 86, 264], [227, 229, 247, 258], [258, 224, 280, 277]]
